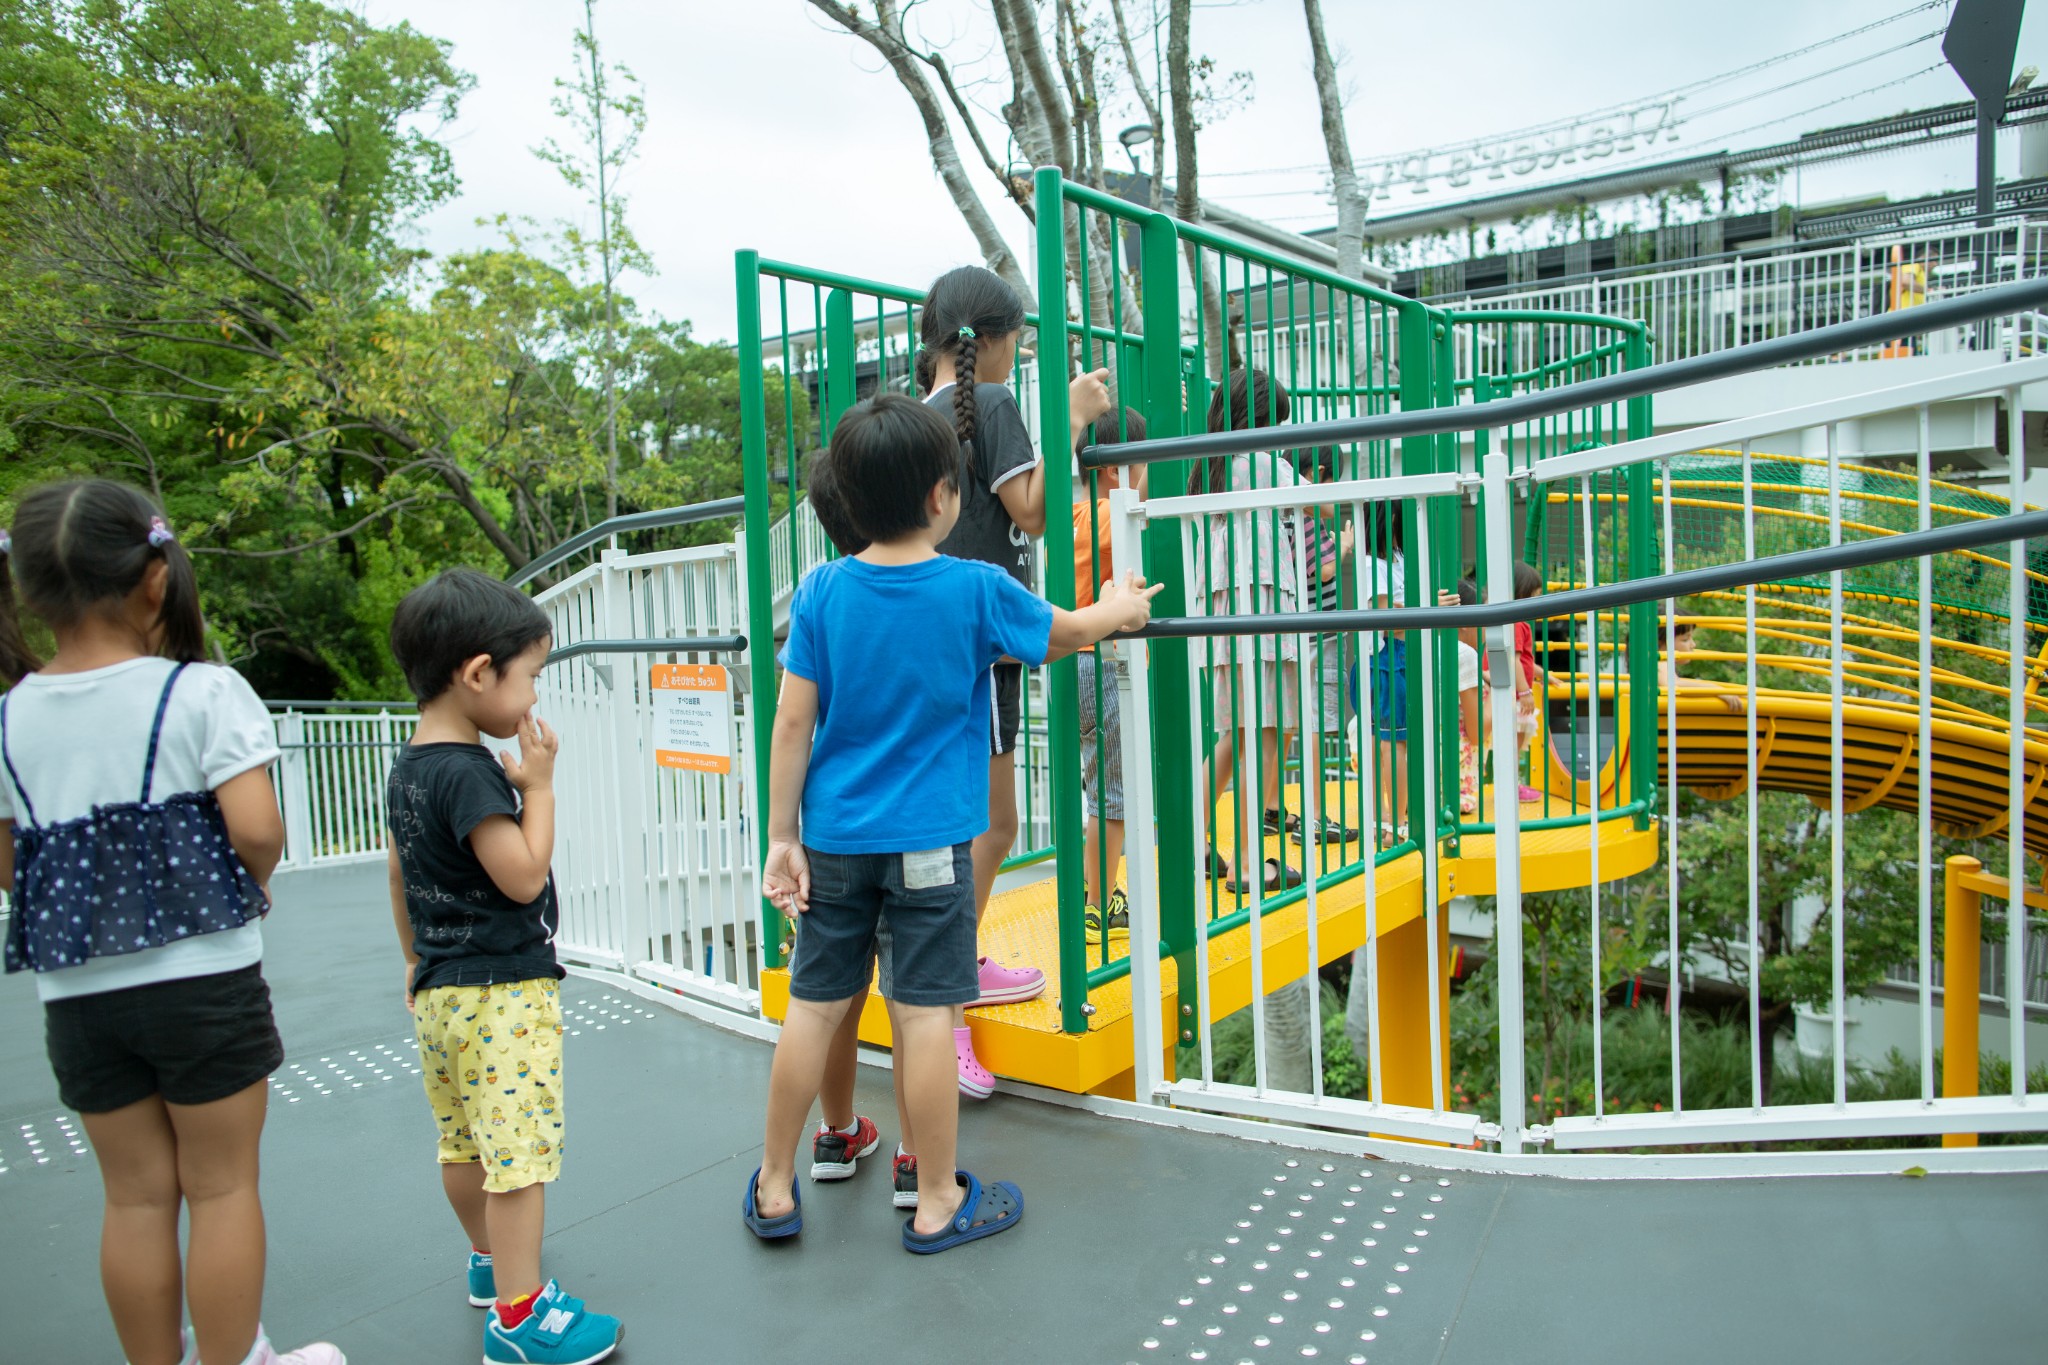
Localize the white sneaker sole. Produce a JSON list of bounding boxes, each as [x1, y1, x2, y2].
[[970, 976, 1046, 1007], [469, 1292, 494, 1308], [809, 1132, 881, 1180], [483, 1329, 620, 1365], [892, 1188, 919, 1209]]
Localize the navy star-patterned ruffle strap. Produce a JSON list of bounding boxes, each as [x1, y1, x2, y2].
[[1, 665, 268, 974]]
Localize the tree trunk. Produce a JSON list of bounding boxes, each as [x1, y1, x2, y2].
[[998, 0, 1074, 174], [1169, 0, 1229, 378], [1756, 999, 1789, 1107], [809, 1, 1036, 307], [1300, 0, 1368, 284]]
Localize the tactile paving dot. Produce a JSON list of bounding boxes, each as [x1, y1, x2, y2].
[[1137, 1163, 1455, 1359]]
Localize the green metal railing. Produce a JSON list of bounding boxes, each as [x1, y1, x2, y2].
[[736, 254, 1061, 968], [735, 170, 1660, 1038]]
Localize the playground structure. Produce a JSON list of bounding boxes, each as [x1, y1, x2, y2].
[[516, 169, 2048, 1162]]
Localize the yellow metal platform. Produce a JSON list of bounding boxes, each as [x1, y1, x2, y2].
[[760, 780, 1659, 1096]]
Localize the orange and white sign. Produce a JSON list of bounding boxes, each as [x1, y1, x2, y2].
[[650, 663, 733, 774]]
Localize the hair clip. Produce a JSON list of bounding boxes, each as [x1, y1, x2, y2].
[[147, 515, 175, 547], [958, 325, 976, 341]]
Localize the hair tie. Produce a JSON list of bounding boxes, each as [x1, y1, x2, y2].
[[147, 516, 175, 547], [958, 325, 976, 341]]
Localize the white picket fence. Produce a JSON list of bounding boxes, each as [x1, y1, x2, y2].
[[532, 543, 761, 1008], [272, 707, 416, 871]]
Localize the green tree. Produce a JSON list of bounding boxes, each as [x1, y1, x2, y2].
[[0, 0, 806, 696]]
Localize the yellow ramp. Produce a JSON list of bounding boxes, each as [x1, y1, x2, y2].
[[761, 780, 1658, 1096], [1658, 685, 2048, 852]]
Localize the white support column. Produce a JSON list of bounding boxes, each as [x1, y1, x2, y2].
[[602, 549, 654, 971], [278, 709, 313, 872], [1111, 488, 1166, 1103], [1482, 449, 1527, 1153]]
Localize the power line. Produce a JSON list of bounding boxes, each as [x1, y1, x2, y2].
[[1206, 0, 1950, 182]]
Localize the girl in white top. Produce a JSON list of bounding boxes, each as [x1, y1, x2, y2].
[[0, 480, 341, 1365], [1191, 371, 1334, 895]]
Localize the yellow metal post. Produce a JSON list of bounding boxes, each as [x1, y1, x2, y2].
[[1376, 910, 1454, 1117], [1942, 854, 1982, 1148]]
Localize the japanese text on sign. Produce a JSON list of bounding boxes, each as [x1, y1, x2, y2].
[[651, 663, 732, 774]]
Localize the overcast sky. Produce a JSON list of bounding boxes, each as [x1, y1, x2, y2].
[[359, 1, 2048, 342]]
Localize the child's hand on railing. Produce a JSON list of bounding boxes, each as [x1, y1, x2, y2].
[[764, 839, 811, 915], [1101, 569, 1165, 632], [1071, 367, 1113, 427]]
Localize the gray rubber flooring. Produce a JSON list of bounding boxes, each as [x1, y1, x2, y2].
[[3, 862, 2046, 1364]]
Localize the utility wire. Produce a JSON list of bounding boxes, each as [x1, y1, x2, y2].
[[1207, 0, 1949, 181]]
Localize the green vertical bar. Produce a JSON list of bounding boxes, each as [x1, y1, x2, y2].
[[1396, 302, 1436, 837], [1430, 315, 1460, 842], [736, 250, 786, 965], [823, 288, 857, 439], [1036, 168, 1087, 1036], [1623, 325, 1657, 823], [1142, 209, 1196, 1053]]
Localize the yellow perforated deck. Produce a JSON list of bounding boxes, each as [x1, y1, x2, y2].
[[760, 779, 1658, 1095]]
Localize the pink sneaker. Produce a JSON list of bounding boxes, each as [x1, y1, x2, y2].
[[1517, 784, 1541, 803], [955, 1025, 995, 1099], [973, 956, 1045, 1006]]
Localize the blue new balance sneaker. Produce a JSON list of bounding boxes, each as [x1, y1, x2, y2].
[[484, 1280, 623, 1365], [467, 1250, 496, 1308]]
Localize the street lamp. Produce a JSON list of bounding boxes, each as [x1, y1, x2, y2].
[[1118, 123, 1155, 175]]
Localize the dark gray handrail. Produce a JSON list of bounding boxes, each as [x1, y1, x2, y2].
[[508, 496, 748, 588], [1131, 508, 2048, 639], [545, 635, 747, 664], [1078, 275, 2048, 469], [266, 700, 415, 712]]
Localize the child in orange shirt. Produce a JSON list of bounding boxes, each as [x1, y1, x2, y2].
[[1070, 409, 1147, 949]]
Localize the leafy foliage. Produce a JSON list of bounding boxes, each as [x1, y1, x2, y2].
[[0, 0, 804, 697]]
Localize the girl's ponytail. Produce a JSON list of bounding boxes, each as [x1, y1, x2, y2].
[[154, 536, 206, 664], [917, 264, 1024, 457], [951, 327, 979, 449], [0, 533, 42, 686]]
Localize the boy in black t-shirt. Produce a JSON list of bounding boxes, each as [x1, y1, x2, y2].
[[384, 568, 623, 1365]]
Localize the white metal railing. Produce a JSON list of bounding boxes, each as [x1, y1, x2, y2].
[[272, 707, 417, 871], [1442, 220, 2048, 378], [1104, 351, 2048, 1158], [533, 542, 759, 1008]]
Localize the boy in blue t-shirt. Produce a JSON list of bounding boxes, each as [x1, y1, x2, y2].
[[744, 394, 1159, 1252]]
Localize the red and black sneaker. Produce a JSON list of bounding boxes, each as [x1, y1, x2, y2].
[[809, 1115, 881, 1181], [891, 1150, 919, 1209]]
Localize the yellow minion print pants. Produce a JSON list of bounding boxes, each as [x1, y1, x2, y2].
[[412, 978, 565, 1193]]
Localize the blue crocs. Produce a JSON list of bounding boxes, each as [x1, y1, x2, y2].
[[484, 1280, 622, 1365], [742, 1165, 802, 1239], [467, 1250, 496, 1308], [901, 1170, 1023, 1254]]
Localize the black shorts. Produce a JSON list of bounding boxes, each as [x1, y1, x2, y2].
[[44, 963, 284, 1113], [787, 844, 979, 1007], [988, 662, 1024, 756]]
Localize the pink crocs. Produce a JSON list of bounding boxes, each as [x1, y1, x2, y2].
[[955, 1025, 995, 1099], [972, 955, 1045, 1006]]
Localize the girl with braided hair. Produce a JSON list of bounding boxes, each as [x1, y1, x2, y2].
[[913, 265, 1110, 1103]]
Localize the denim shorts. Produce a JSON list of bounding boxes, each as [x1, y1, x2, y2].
[[44, 963, 284, 1113], [788, 842, 978, 1007], [1361, 638, 1408, 741], [1077, 650, 1124, 821]]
